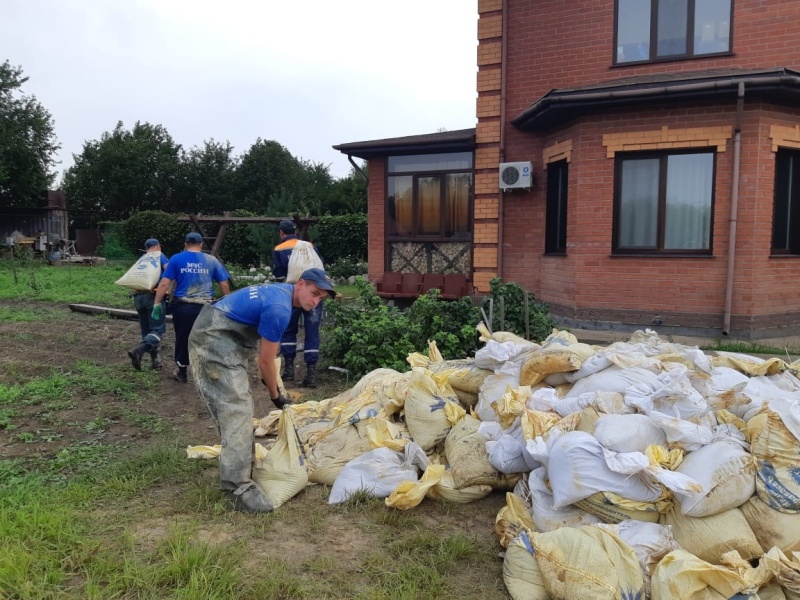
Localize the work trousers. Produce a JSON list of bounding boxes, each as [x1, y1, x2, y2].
[[189, 305, 260, 492], [171, 302, 204, 367], [280, 302, 323, 365], [133, 292, 166, 350]]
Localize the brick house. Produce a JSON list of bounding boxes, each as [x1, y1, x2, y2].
[[335, 0, 800, 339]]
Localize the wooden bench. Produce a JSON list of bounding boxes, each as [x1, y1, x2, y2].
[[376, 272, 473, 301]]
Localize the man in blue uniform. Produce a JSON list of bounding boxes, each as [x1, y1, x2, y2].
[[188, 268, 336, 513], [272, 219, 324, 387], [127, 238, 169, 371], [152, 232, 231, 383]]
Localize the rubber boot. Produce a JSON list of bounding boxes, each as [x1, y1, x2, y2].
[[281, 360, 295, 381], [301, 364, 317, 388], [127, 343, 147, 371], [150, 350, 162, 371], [172, 365, 187, 383]]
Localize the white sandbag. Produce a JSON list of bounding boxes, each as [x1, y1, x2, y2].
[[475, 338, 539, 371], [660, 506, 762, 564], [285, 240, 324, 283], [404, 367, 460, 451], [673, 439, 756, 517], [594, 413, 668, 453], [487, 424, 530, 474], [252, 411, 309, 509], [749, 410, 800, 513], [562, 351, 613, 383], [690, 366, 752, 416], [739, 495, 800, 555], [328, 442, 428, 504], [545, 431, 664, 509], [114, 251, 162, 291], [564, 365, 661, 399], [503, 531, 551, 600], [625, 362, 708, 420], [648, 410, 715, 451], [531, 525, 645, 600], [522, 468, 602, 533]]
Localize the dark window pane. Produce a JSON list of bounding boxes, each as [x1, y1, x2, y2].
[[546, 161, 569, 253], [617, 0, 651, 62], [387, 176, 413, 235], [773, 150, 800, 254], [664, 153, 713, 249], [694, 0, 731, 54], [619, 158, 659, 248], [657, 0, 688, 57], [388, 152, 473, 173], [445, 173, 471, 237], [418, 177, 441, 235]]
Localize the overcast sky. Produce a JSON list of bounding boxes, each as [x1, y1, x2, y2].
[[1, 0, 478, 183]]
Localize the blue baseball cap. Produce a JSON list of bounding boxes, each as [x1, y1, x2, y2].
[[185, 232, 203, 244], [279, 219, 296, 233], [299, 268, 336, 298], [144, 238, 159, 249]]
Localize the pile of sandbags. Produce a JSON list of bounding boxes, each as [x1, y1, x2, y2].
[[187, 326, 800, 599]]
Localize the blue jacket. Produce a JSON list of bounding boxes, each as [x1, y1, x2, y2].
[[272, 235, 322, 280]]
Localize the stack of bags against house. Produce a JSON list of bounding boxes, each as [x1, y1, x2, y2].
[[189, 325, 800, 600]]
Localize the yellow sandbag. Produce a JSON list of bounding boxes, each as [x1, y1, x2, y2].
[[711, 354, 786, 376], [493, 386, 532, 429], [186, 443, 268, 461], [404, 368, 461, 451], [660, 506, 762, 564], [749, 410, 800, 513], [740, 495, 800, 554], [385, 464, 445, 510], [366, 418, 410, 451], [503, 530, 552, 600], [651, 549, 749, 600], [306, 424, 373, 485], [426, 470, 492, 504], [495, 492, 536, 549], [445, 414, 519, 490], [531, 525, 645, 599], [519, 335, 597, 386], [252, 411, 308, 509], [477, 322, 535, 347], [575, 491, 663, 524]]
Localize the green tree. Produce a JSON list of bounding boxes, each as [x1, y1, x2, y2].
[[328, 164, 367, 215], [176, 139, 237, 215], [62, 121, 183, 222], [0, 61, 60, 207], [234, 139, 305, 213]]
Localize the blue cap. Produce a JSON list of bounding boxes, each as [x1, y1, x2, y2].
[[144, 238, 159, 249], [299, 268, 336, 298], [185, 232, 203, 244], [279, 219, 296, 233]]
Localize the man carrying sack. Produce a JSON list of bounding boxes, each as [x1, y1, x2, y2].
[[126, 238, 169, 371]]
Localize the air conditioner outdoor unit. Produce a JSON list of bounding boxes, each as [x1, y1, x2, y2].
[[499, 161, 533, 190]]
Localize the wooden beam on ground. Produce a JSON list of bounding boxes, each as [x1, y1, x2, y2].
[[68, 303, 173, 323]]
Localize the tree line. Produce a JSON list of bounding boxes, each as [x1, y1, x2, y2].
[[0, 61, 367, 226]]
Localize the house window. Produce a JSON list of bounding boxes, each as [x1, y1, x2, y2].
[[545, 160, 568, 254], [772, 149, 800, 255], [386, 152, 473, 240], [615, 0, 732, 64], [613, 150, 715, 253]]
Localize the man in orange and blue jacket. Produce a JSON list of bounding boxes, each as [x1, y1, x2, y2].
[[272, 219, 324, 387]]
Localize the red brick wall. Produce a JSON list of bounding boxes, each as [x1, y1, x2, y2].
[[492, 0, 800, 335], [366, 157, 386, 283]]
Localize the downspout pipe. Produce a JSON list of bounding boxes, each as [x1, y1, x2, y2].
[[723, 81, 745, 336], [497, 0, 508, 280], [346, 155, 368, 185]]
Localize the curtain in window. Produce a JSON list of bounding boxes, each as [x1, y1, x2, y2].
[[664, 154, 713, 249], [620, 159, 659, 247], [445, 173, 471, 236], [388, 176, 413, 235], [418, 177, 441, 235]]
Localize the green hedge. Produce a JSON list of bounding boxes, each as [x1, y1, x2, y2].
[[312, 214, 367, 264]]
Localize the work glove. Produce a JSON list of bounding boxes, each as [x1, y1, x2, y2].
[[151, 304, 164, 320], [271, 394, 291, 410]]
